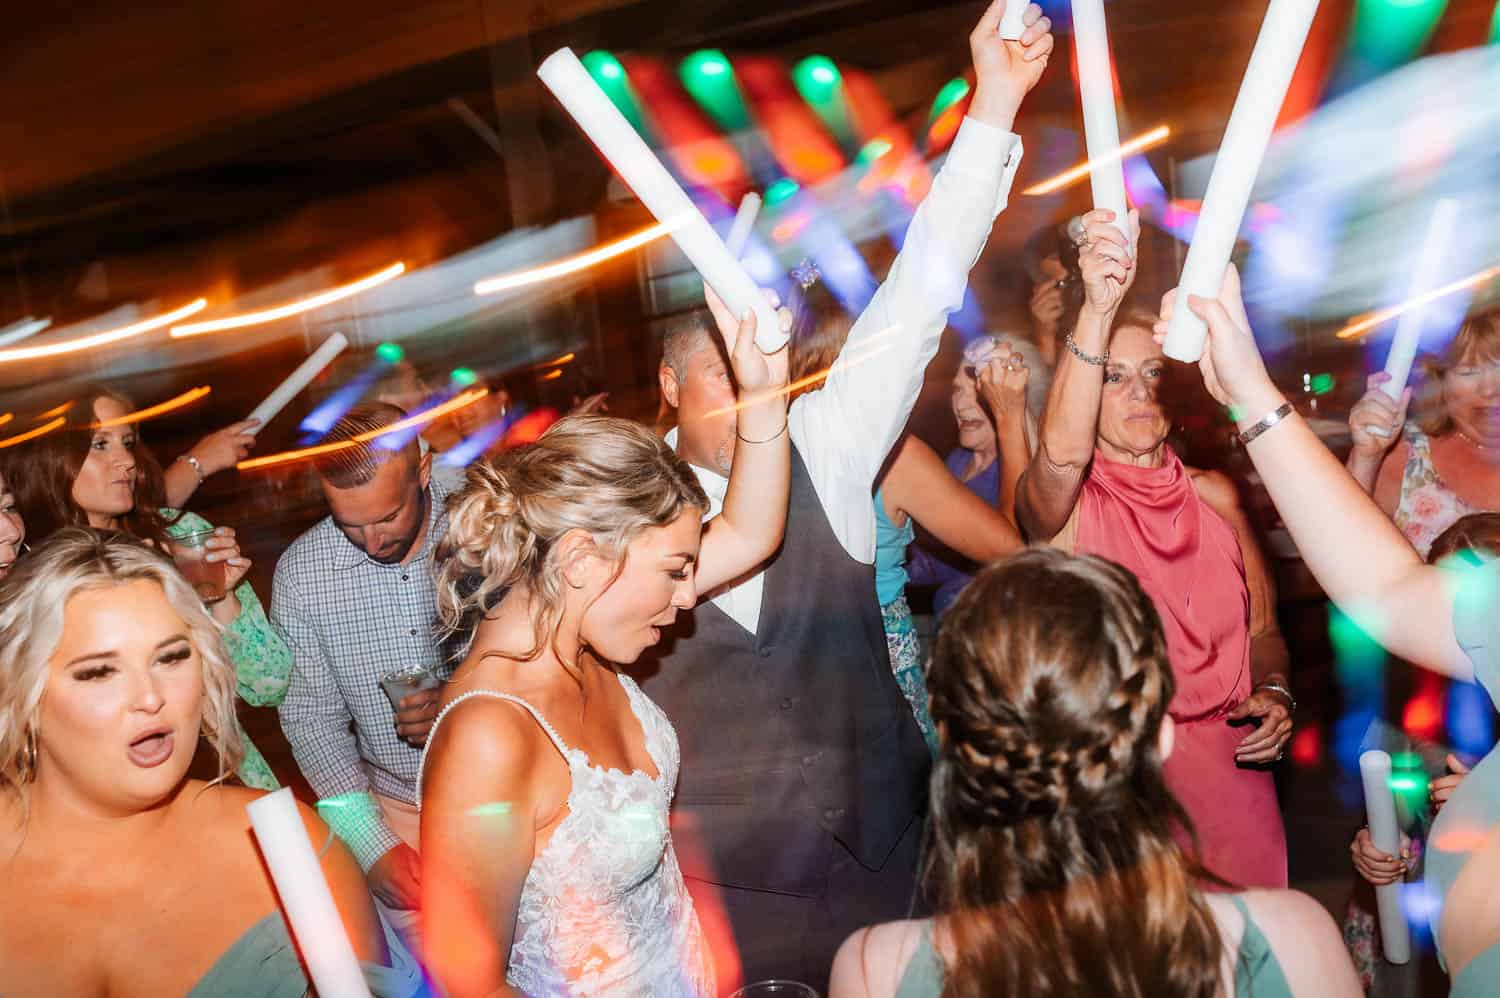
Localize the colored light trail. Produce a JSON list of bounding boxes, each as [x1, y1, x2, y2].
[[93, 386, 213, 427], [0, 299, 207, 364], [1021, 125, 1172, 196], [475, 223, 676, 296], [171, 263, 405, 337]]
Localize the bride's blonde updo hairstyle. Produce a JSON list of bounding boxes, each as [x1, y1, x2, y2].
[[435, 414, 708, 661]]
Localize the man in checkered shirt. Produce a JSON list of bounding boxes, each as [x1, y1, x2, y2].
[[273, 401, 453, 927]]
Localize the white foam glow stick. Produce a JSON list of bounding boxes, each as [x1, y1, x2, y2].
[[1382, 198, 1460, 400], [725, 193, 762, 258], [1000, 0, 1028, 40], [247, 789, 372, 997], [538, 48, 785, 352], [1071, 0, 1130, 245], [1358, 751, 1412, 965], [246, 332, 349, 434], [1162, 0, 1319, 362]]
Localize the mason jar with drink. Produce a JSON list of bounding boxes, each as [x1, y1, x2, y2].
[[170, 527, 230, 603]]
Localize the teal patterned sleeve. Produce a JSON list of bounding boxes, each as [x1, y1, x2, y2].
[[223, 582, 294, 707], [164, 509, 294, 707]]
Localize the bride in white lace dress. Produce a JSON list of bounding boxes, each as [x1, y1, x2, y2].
[[419, 293, 790, 997]]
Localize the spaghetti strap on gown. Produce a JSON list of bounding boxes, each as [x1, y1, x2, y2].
[[418, 673, 714, 997]]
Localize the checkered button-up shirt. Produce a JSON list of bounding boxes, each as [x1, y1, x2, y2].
[[273, 480, 453, 870]]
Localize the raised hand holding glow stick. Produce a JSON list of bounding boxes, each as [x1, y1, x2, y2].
[[246, 332, 349, 435], [247, 789, 372, 997], [1358, 751, 1412, 965], [1382, 198, 1460, 400], [1163, 0, 1319, 362], [1071, 0, 1130, 244], [999, 0, 1028, 40], [537, 48, 785, 351], [725, 192, 762, 258]]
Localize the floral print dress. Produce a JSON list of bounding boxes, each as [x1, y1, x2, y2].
[[166, 511, 292, 791], [1393, 423, 1482, 559]]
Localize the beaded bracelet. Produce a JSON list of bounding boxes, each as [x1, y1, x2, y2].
[[1065, 333, 1108, 367]]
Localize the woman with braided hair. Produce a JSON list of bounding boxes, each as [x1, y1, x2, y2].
[[830, 548, 1359, 998]]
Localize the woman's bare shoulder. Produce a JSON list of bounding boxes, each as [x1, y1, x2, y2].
[[830, 918, 931, 998]]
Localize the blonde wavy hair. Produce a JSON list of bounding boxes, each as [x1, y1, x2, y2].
[[435, 414, 708, 663], [0, 529, 244, 807], [1415, 310, 1500, 436]]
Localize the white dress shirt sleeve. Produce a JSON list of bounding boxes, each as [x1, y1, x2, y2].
[[788, 116, 1023, 562]]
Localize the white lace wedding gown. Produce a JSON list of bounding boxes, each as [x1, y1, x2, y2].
[[419, 673, 715, 997]]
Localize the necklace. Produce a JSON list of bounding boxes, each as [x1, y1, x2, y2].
[[1455, 428, 1500, 453]]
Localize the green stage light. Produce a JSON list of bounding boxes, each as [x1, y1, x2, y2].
[[1347, 0, 1448, 71], [793, 56, 854, 151], [928, 78, 971, 121], [796, 56, 840, 87], [680, 50, 751, 133], [583, 50, 653, 138], [450, 367, 478, 387], [858, 138, 893, 165], [375, 342, 404, 364], [583, 50, 626, 84], [765, 178, 801, 207]]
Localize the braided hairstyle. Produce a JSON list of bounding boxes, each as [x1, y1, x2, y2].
[[434, 414, 707, 665], [924, 547, 1223, 998]]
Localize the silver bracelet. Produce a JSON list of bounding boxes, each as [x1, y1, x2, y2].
[[176, 453, 205, 484], [1254, 681, 1296, 714], [1064, 333, 1108, 367], [736, 421, 788, 445], [1236, 402, 1294, 446]]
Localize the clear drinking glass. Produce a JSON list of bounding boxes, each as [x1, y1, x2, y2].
[[731, 982, 820, 998], [171, 527, 228, 603], [379, 665, 442, 711]]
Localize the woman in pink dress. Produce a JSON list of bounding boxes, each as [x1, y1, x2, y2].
[[1014, 209, 1292, 888]]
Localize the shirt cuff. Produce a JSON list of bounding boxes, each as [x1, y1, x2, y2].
[[315, 791, 404, 872], [949, 117, 1024, 215]]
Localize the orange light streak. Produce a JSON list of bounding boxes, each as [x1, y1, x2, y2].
[[237, 388, 489, 471], [532, 352, 575, 370], [0, 417, 65, 449], [1021, 125, 1172, 196], [475, 223, 676, 296], [36, 401, 74, 420], [703, 328, 900, 418], [0, 413, 12, 430], [171, 263, 405, 337], [0, 299, 207, 364], [94, 386, 213, 428], [1336, 263, 1500, 340], [540, 369, 564, 382]]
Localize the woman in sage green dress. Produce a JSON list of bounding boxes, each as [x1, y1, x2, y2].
[[1, 386, 291, 790], [1160, 265, 1500, 996], [830, 549, 1358, 998], [0, 531, 424, 996]]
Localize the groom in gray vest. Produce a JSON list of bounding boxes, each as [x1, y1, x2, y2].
[[638, 5, 1051, 986]]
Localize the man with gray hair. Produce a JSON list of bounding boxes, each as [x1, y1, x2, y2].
[[273, 401, 451, 930]]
